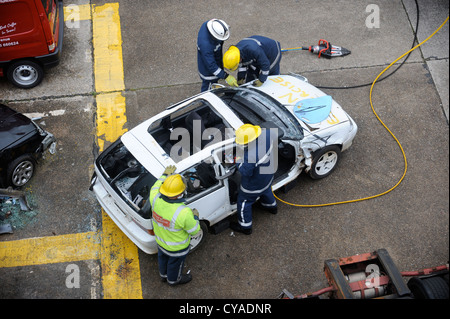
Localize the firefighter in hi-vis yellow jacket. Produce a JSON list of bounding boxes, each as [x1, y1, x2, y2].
[[150, 165, 200, 286]]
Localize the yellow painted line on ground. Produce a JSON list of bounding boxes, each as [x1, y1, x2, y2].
[[92, 3, 143, 299], [92, 3, 125, 93], [64, 4, 91, 22], [100, 211, 143, 299], [0, 3, 143, 299], [0, 5, 97, 271], [95, 92, 127, 152], [0, 232, 100, 268]]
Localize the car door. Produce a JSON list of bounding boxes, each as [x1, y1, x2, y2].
[[181, 159, 231, 226]]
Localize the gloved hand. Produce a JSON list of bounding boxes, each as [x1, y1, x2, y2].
[[163, 165, 176, 176], [192, 208, 199, 220], [253, 79, 263, 87], [237, 79, 245, 85], [225, 74, 238, 87]]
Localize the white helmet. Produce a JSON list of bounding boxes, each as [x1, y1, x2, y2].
[[207, 19, 230, 41]]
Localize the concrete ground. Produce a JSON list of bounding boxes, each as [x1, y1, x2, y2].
[[0, 0, 448, 301]]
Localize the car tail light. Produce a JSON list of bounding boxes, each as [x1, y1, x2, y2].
[[48, 41, 56, 52]]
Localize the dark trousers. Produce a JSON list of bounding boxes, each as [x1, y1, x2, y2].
[[244, 62, 281, 82], [157, 245, 189, 284], [201, 79, 218, 92], [237, 186, 277, 229]]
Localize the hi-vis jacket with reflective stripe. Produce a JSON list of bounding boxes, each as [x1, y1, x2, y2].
[[150, 175, 200, 252]]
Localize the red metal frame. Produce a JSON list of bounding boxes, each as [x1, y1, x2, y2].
[[317, 39, 330, 58]]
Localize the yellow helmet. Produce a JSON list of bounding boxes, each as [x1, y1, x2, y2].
[[223, 46, 240, 71], [235, 124, 262, 145], [160, 174, 186, 197]]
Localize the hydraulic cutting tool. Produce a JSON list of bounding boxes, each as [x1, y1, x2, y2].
[[281, 39, 351, 58]]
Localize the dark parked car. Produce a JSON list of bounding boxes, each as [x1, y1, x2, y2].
[[0, 104, 56, 188]]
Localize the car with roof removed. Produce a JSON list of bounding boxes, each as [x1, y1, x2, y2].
[[90, 74, 357, 254]]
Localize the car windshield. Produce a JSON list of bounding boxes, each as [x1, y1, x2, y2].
[[214, 88, 303, 140]]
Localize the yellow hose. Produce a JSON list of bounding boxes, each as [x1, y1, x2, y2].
[[274, 16, 449, 208]]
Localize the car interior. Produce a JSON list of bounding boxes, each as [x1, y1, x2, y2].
[[148, 99, 230, 159], [141, 92, 299, 210], [182, 160, 220, 197], [215, 88, 298, 182]]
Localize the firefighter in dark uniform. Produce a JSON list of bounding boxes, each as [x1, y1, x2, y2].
[[230, 124, 278, 235], [223, 35, 282, 87], [197, 19, 238, 92]]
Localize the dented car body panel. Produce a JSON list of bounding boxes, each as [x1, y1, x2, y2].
[[0, 103, 56, 187]]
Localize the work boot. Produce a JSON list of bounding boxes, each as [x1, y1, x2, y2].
[[230, 222, 252, 235], [255, 201, 278, 215], [169, 273, 192, 286]]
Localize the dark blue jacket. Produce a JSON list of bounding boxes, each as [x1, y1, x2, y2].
[[197, 21, 227, 82], [235, 35, 281, 82], [237, 129, 276, 194]]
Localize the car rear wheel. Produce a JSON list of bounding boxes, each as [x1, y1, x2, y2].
[[7, 155, 35, 187], [7, 60, 44, 89], [189, 221, 208, 252], [308, 145, 341, 179]]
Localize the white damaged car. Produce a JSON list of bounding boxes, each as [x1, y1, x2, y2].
[[90, 74, 357, 254]]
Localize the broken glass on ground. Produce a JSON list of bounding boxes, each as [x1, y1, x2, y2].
[[0, 188, 37, 234]]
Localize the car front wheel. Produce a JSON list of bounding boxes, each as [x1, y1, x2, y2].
[[308, 145, 341, 179], [7, 154, 35, 187]]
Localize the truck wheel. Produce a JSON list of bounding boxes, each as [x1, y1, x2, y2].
[[7, 60, 44, 89], [6, 154, 35, 187], [308, 145, 341, 179], [189, 221, 208, 252], [407, 276, 449, 299]]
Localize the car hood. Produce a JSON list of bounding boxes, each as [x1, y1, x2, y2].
[[0, 104, 37, 150], [253, 75, 351, 134]]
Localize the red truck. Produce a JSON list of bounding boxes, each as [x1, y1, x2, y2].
[[0, 0, 63, 89]]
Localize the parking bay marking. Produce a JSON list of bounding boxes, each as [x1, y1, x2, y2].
[[0, 3, 143, 299], [64, 4, 91, 23], [0, 232, 100, 268], [92, 2, 142, 299]]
